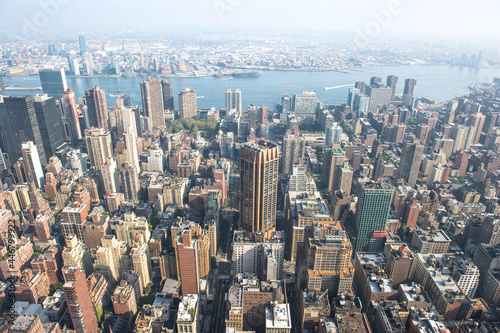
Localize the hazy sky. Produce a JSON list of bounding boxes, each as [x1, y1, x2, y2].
[[0, 0, 499, 42]]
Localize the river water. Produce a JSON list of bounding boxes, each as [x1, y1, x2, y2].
[[4, 65, 500, 109]]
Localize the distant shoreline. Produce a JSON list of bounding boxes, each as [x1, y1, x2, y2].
[[3, 63, 497, 79]]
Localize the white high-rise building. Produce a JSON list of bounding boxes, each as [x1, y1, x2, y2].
[[67, 149, 88, 178], [21, 142, 45, 188], [122, 107, 140, 172], [83, 52, 94, 74], [131, 241, 152, 288], [347, 88, 360, 109], [72, 58, 80, 76], [101, 157, 118, 194], [232, 231, 285, 281], [146, 148, 163, 172], [225, 88, 242, 112], [85, 128, 113, 171], [289, 164, 316, 194], [325, 123, 343, 147]]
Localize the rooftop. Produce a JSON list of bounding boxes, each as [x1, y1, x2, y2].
[[242, 140, 278, 152], [266, 303, 292, 329], [9, 315, 38, 331], [177, 294, 198, 323]]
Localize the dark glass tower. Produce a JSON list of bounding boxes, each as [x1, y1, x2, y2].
[[34, 94, 65, 161], [162, 79, 174, 111], [354, 182, 393, 253], [39, 68, 68, 99], [0, 95, 46, 166]]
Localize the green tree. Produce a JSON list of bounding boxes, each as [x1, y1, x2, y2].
[[95, 304, 104, 322], [145, 282, 153, 295], [315, 145, 325, 162], [54, 211, 63, 223], [50, 282, 63, 294], [189, 125, 199, 138]]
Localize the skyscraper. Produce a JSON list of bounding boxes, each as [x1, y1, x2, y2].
[[61, 88, 82, 142], [33, 94, 64, 162], [0, 96, 47, 166], [333, 162, 353, 195], [370, 76, 382, 85], [321, 148, 345, 191], [292, 91, 318, 120], [21, 142, 45, 189], [68, 56, 80, 76], [95, 235, 129, 287], [85, 86, 108, 131], [353, 93, 370, 113], [101, 157, 118, 194], [178, 88, 197, 118], [281, 134, 305, 174], [176, 229, 200, 295], [85, 128, 113, 171], [61, 201, 88, 242], [0, 75, 5, 95], [225, 88, 242, 112], [398, 140, 424, 187], [325, 123, 343, 147], [78, 34, 87, 55], [354, 182, 393, 253], [365, 84, 393, 112], [131, 240, 153, 289], [120, 161, 139, 203], [62, 267, 98, 333], [386, 75, 398, 101], [38, 69, 68, 99], [404, 78, 417, 96], [140, 77, 165, 129], [122, 107, 140, 172], [281, 95, 291, 113], [161, 79, 174, 110], [467, 112, 486, 145], [82, 52, 94, 75], [347, 88, 360, 109], [116, 94, 131, 108], [240, 140, 279, 239], [355, 81, 366, 93]]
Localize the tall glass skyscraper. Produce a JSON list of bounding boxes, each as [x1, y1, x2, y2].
[[162, 79, 174, 111], [34, 94, 65, 163], [0, 96, 47, 166], [354, 182, 393, 253], [39, 68, 68, 99], [79, 34, 87, 55]]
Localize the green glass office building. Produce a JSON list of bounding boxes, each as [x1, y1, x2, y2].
[[354, 182, 394, 253]]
